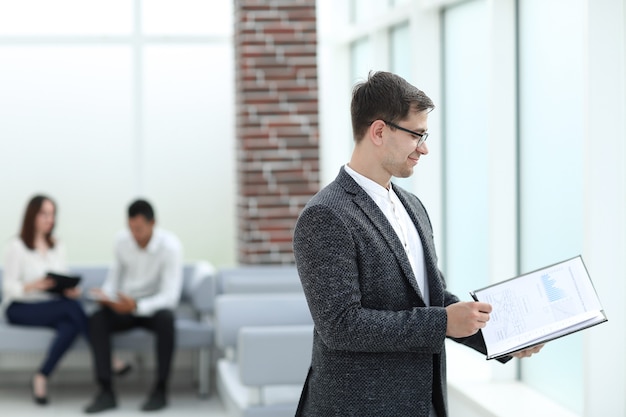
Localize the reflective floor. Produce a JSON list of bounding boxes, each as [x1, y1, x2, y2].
[[0, 371, 228, 417]]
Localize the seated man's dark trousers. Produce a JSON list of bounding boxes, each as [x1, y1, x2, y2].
[[89, 307, 175, 393]]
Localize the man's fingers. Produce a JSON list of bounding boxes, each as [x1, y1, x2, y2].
[[512, 343, 546, 358], [477, 312, 490, 323], [475, 302, 492, 313]]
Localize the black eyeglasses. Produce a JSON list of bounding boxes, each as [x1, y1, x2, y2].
[[382, 120, 429, 147]]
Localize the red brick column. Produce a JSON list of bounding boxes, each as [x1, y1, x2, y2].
[[234, 0, 320, 264]]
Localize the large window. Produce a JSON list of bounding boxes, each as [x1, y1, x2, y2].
[[518, 0, 585, 413], [390, 22, 416, 191], [350, 37, 373, 84], [390, 22, 411, 81], [320, 0, 626, 415], [443, 0, 587, 413], [0, 0, 235, 265], [442, 0, 490, 295], [351, 0, 391, 23]]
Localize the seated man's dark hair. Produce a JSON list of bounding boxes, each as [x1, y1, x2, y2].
[[128, 199, 155, 221]]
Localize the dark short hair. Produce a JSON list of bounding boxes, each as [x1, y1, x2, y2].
[[20, 194, 56, 250], [350, 71, 434, 143], [128, 199, 155, 221]]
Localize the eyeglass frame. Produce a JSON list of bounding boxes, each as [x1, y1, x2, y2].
[[382, 120, 429, 147]]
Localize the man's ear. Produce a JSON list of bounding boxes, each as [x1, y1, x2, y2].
[[368, 120, 385, 146]]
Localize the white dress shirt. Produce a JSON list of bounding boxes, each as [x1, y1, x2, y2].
[[2, 236, 67, 310], [102, 228, 183, 316], [345, 164, 429, 305]]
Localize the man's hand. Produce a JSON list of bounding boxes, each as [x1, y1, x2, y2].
[[109, 293, 137, 314], [511, 344, 545, 358], [92, 289, 137, 314], [445, 301, 492, 338]]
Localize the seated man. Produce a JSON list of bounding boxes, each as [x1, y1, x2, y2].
[[85, 199, 183, 413]]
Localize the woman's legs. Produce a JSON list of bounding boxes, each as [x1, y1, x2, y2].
[[7, 299, 89, 376]]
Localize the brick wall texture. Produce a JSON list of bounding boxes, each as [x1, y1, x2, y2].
[[234, 0, 320, 264]]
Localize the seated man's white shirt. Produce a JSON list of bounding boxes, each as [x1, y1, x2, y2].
[[102, 228, 183, 316]]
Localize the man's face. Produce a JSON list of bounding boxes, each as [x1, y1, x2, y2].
[[128, 215, 155, 248], [380, 110, 429, 179]]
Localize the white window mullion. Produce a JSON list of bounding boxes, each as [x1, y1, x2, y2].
[[132, 0, 144, 196]]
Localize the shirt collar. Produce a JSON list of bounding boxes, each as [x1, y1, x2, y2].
[[344, 163, 392, 200], [131, 228, 161, 253]]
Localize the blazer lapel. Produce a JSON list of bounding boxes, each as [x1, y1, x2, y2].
[[394, 188, 444, 306], [337, 169, 426, 302]]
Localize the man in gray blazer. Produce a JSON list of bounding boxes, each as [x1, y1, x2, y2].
[[293, 71, 542, 417]]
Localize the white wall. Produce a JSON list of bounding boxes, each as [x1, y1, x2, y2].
[[0, 0, 236, 267]]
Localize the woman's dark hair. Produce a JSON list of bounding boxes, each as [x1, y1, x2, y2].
[[20, 195, 56, 250]]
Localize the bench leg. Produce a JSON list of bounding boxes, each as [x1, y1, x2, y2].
[[198, 347, 211, 397]]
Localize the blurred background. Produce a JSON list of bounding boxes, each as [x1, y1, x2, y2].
[[0, 0, 624, 416]]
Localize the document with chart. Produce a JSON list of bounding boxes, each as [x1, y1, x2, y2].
[[470, 256, 607, 360]]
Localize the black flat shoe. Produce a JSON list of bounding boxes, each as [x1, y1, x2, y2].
[[85, 390, 117, 414], [32, 392, 48, 406], [31, 376, 48, 406], [141, 388, 167, 411]]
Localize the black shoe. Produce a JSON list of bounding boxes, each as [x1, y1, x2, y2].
[[141, 389, 167, 411], [114, 362, 133, 377], [85, 390, 117, 414], [31, 375, 48, 406]]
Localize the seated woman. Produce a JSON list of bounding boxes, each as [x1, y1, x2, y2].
[[2, 195, 89, 405]]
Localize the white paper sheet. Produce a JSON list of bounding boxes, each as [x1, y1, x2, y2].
[[471, 255, 607, 359]]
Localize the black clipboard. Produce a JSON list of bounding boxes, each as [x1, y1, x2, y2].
[[46, 272, 81, 295], [470, 255, 607, 360]]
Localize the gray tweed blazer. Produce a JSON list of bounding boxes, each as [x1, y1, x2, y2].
[[293, 167, 500, 417]]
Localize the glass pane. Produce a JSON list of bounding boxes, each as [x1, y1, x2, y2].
[[350, 37, 372, 84], [351, 0, 389, 23], [0, 0, 131, 35], [442, 0, 489, 296], [0, 46, 134, 262], [142, 0, 232, 36], [143, 45, 235, 264], [390, 23, 411, 82], [519, 0, 585, 413], [389, 22, 414, 190]]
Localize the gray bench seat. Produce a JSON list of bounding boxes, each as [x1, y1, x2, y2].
[[0, 261, 216, 396]]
